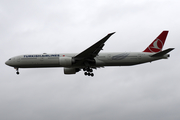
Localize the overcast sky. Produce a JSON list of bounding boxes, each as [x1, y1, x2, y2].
[[1, 0, 180, 120]]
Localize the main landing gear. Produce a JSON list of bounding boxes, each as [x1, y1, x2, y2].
[[83, 68, 94, 77], [14, 68, 19, 75]]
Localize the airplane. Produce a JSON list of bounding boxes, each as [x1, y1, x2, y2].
[[5, 31, 174, 77]]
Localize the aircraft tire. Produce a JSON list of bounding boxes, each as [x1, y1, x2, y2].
[[84, 72, 88, 76], [91, 73, 94, 77]]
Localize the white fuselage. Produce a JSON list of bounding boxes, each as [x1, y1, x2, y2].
[[5, 52, 168, 68], [5, 31, 173, 76]]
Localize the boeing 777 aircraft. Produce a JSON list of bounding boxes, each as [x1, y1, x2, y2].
[[5, 31, 174, 77]]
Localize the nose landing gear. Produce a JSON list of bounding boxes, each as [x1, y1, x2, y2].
[[14, 68, 19, 75]]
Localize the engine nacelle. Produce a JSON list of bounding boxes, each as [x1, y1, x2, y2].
[[59, 57, 74, 67], [64, 67, 80, 74]]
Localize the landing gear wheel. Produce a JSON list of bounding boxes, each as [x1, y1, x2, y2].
[[84, 72, 88, 76], [83, 67, 94, 77], [15, 68, 19, 75], [91, 73, 94, 77], [84, 72, 94, 77]]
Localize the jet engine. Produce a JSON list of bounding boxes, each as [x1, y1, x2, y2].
[[59, 57, 75, 67], [64, 67, 80, 74]]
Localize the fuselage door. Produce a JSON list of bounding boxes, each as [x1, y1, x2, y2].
[[40, 57, 43, 61], [138, 54, 142, 60], [17, 57, 20, 62], [107, 54, 111, 60]]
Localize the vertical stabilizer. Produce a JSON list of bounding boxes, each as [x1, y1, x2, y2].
[[143, 31, 168, 53]]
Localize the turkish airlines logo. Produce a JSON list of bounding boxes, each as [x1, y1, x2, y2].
[[148, 39, 163, 52]]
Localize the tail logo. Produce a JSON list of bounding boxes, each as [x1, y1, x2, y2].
[[148, 39, 163, 52]]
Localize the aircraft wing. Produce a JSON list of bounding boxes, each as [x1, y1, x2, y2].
[[74, 32, 115, 65]]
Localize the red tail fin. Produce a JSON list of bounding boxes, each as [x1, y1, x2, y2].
[[143, 31, 169, 53]]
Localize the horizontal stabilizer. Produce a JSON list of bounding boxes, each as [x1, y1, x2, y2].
[[151, 48, 174, 57]]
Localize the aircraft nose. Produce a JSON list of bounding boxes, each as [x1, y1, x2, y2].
[[5, 60, 10, 65], [5, 59, 14, 66]]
